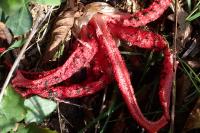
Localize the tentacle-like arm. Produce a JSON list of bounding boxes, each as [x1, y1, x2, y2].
[[110, 0, 171, 27], [11, 1, 173, 132], [110, 23, 173, 120], [14, 47, 112, 99], [90, 15, 173, 133], [12, 26, 98, 89], [14, 71, 110, 99], [48, 43, 113, 99], [0, 48, 5, 53], [48, 74, 110, 99]]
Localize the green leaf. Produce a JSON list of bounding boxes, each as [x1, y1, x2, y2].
[[0, 39, 25, 57], [0, 0, 24, 15], [31, 0, 61, 6], [15, 123, 58, 133], [0, 85, 26, 133], [6, 4, 32, 35], [9, 39, 25, 49], [24, 96, 57, 124]]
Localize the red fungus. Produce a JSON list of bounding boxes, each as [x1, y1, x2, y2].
[[0, 48, 5, 53], [12, 1, 173, 132]]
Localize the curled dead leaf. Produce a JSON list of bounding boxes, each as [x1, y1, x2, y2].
[[42, 6, 83, 63], [168, 1, 192, 51], [187, 59, 200, 68], [176, 74, 191, 106], [0, 22, 12, 45], [184, 98, 200, 132]]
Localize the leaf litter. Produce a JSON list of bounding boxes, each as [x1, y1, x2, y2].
[[1, 0, 200, 132]]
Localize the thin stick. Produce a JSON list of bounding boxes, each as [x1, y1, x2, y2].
[[57, 102, 63, 133], [170, 0, 178, 132], [0, 7, 53, 103], [58, 99, 86, 108]]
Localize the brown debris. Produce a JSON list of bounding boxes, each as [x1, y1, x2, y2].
[[176, 74, 191, 106], [176, 1, 192, 48], [42, 3, 83, 63], [0, 22, 12, 45], [184, 98, 200, 132], [187, 59, 200, 68], [168, 0, 192, 52]]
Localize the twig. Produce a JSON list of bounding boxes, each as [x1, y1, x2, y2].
[[170, 0, 178, 132], [58, 99, 86, 108], [0, 7, 54, 103], [57, 102, 63, 133], [57, 102, 73, 132]]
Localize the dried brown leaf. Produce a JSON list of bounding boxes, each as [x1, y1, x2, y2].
[[110, 112, 126, 133], [176, 6, 192, 50], [187, 59, 200, 68], [168, 0, 192, 51], [42, 6, 82, 63], [176, 74, 191, 105], [184, 98, 200, 132], [0, 22, 12, 45]]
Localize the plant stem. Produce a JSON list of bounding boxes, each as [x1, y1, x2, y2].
[[170, 0, 178, 132], [0, 7, 53, 103]]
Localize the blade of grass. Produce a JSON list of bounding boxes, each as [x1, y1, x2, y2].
[[137, 51, 154, 88], [144, 78, 160, 117], [107, 110, 164, 124], [179, 58, 200, 93], [186, 0, 200, 21], [100, 92, 117, 133], [170, 0, 178, 132], [186, 12, 200, 21], [79, 103, 123, 133], [179, 58, 200, 82], [120, 51, 143, 56], [79, 88, 123, 133]]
